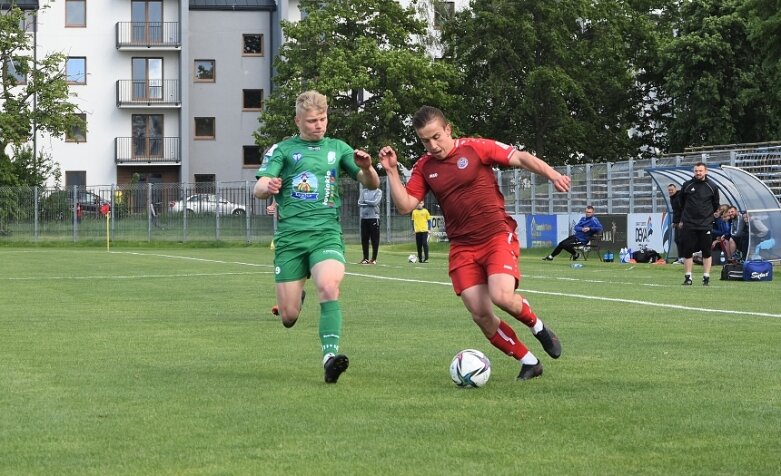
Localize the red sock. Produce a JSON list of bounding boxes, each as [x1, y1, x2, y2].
[[489, 320, 530, 359], [515, 297, 538, 328]]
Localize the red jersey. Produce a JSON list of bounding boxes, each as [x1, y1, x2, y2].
[[406, 138, 516, 245]]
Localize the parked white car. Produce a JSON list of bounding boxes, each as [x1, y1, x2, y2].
[[168, 194, 246, 215]]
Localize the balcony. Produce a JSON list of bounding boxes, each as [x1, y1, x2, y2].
[[116, 22, 181, 49], [116, 80, 181, 108], [115, 137, 181, 165]]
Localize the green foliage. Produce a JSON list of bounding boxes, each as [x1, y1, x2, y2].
[[255, 0, 461, 166], [0, 6, 83, 187], [658, 0, 781, 151], [440, 0, 640, 164]]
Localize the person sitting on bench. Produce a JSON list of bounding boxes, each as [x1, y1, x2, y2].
[[543, 206, 603, 261]]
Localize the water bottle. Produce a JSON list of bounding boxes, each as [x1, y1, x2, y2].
[[570, 263, 584, 269]]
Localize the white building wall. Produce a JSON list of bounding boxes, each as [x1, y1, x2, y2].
[[188, 10, 272, 184], [31, 0, 468, 187], [35, 0, 185, 187]]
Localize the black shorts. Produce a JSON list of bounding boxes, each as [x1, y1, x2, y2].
[[680, 228, 713, 258]]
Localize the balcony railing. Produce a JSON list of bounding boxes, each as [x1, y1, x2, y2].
[[116, 22, 181, 49], [116, 79, 181, 107], [115, 137, 181, 164]]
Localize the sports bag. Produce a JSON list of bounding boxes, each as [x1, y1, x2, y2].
[[742, 260, 773, 282], [720, 263, 744, 281], [632, 249, 661, 263]]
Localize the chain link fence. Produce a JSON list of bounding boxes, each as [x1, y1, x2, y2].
[[1, 147, 779, 244]]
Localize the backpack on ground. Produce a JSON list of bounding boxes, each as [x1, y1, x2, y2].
[[632, 248, 661, 263], [720, 263, 744, 281]]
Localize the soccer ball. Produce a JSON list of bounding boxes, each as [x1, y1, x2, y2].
[[408, 254, 418, 263], [449, 349, 491, 388]]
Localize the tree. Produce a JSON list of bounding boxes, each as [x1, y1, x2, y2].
[[657, 0, 780, 151], [254, 0, 461, 166], [439, 0, 641, 165], [0, 5, 83, 187]]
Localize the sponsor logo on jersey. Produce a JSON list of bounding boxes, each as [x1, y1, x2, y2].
[[322, 169, 335, 206], [457, 157, 469, 169], [308, 146, 320, 151], [428, 173, 438, 179], [291, 172, 318, 200], [327, 151, 337, 164], [293, 152, 303, 162]]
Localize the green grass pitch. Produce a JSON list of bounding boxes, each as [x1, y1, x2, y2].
[[1, 245, 780, 475]]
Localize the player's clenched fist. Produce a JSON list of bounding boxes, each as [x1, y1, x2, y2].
[[266, 177, 282, 195]]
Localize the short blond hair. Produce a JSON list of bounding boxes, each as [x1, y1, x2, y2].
[[296, 90, 328, 117]]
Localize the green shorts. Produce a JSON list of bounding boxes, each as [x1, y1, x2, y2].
[[273, 229, 346, 282]]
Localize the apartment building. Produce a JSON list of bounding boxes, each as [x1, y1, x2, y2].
[[26, 0, 466, 189]]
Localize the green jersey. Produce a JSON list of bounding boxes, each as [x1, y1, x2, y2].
[[256, 136, 361, 234]]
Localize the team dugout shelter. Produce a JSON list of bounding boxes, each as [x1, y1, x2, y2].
[[647, 165, 781, 262]]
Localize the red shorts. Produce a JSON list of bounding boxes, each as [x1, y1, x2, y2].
[[449, 232, 520, 295]]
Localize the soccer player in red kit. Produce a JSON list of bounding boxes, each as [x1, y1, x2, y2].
[[379, 106, 571, 380]]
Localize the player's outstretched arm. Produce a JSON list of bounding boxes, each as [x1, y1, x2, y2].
[[379, 146, 419, 215], [509, 150, 571, 193]]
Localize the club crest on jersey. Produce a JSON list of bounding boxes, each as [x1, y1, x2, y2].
[[327, 151, 337, 164], [292, 152, 303, 162], [291, 172, 318, 200], [457, 157, 469, 169]]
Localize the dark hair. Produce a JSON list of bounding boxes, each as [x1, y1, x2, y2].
[[667, 183, 677, 188], [412, 106, 447, 130], [586, 205, 595, 211], [694, 161, 707, 168]]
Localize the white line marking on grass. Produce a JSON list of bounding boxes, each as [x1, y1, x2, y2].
[[519, 289, 781, 319], [346, 273, 781, 318], [4, 271, 272, 281], [111, 251, 272, 268], [114, 252, 781, 319]]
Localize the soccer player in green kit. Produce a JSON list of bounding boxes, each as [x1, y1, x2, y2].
[[254, 91, 380, 384]]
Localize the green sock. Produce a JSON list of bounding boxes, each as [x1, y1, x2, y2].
[[319, 300, 343, 359]]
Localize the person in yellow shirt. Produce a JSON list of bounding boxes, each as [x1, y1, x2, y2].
[[411, 202, 432, 263]]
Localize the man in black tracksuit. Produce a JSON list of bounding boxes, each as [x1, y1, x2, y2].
[[678, 162, 720, 286]]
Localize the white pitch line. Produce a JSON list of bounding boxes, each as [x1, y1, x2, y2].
[[3, 271, 272, 281], [106, 251, 781, 320]]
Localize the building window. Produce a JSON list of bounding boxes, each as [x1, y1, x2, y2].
[[20, 11, 36, 32], [194, 60, 215, 82], [6, 60, 26, 85], [194, 174, 216, 193], [243, 89, 263, 111], [66, 114, 87, 143], [132, 114, 164, 159], [242, 34, 263, 56], [66, 57, 87, 84], [434, 1, 455, 29], [243, 146, 261, 166], [194, 117, 215, 139], [66, 0, 87, 28]]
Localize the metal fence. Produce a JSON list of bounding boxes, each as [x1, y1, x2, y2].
[[1, 146, 779, 244]]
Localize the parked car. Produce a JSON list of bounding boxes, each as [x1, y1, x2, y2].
[[73, 191, 111, 214], [168, 194, 246, 215], [40, 189, 111, 219]]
